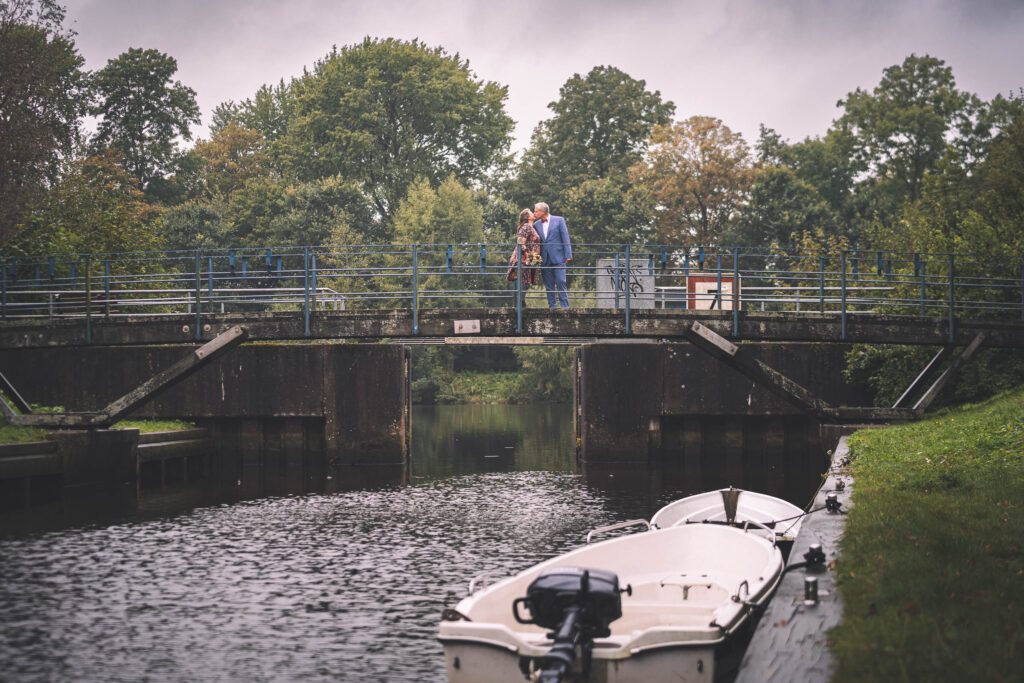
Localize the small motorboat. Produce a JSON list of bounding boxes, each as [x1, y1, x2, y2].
[[438, 524, 783, 683], [650, 487, 805, 558]]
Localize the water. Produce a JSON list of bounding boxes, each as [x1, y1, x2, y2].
[[0, 405, 816, 682]]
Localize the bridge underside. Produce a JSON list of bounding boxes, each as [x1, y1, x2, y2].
[[3, 308, 1024, 348]]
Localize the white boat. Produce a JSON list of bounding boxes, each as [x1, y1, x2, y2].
[[650, 487, 805, 555], [438, 524, 783, 683]]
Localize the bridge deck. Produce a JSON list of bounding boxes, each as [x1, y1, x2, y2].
[[3, 308, 1023, 348]]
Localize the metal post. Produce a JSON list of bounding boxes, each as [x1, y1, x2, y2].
[[715, 252, 722, 310], [311, 253, 318, 313], [85, 257, 92, 345], [613, 252, 621, 309], [303, 247, 311, 337], [194, 252, 202, 341], [412, 245, 419, 336], [840, 250, 848, 341], [516, 244, 523, 334], [732, 247, 739, 337], [625, 244, 632, 335], [207, 256, 214, 300], [947, 253, 955, 344], [1, 261, 6, 320], [479, 244, 486, 274], [818, 256, 826, 313], [104, 260, 111, 318], [919, 256, 927, 317], [1020, 263, 1024, 321], [446, 244, 453, 273]]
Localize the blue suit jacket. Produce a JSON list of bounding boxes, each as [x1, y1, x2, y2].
[[535, 216, 573, 265]]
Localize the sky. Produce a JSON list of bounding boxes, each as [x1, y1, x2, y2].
[[63, 0, 1024, 151]]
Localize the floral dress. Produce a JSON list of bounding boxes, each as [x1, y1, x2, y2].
[[506, 223, 542, 284]]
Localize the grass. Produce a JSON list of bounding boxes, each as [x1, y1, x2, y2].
[[0, 417, 49, 444], [832, 388, 1024, 683], [114, 419, 196, 433]]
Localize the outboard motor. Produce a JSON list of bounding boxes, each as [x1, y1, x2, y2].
[[512, 567, 627, 682]]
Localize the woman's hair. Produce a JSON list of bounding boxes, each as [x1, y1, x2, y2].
[[518, 208, 532, 226]]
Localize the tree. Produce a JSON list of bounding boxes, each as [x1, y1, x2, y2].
[[0, 0, 89, 250], [390, 176, 486, 304], [728, 166, 836, 247], [630, 116, 754, 246], [191, 123, 271, 198], [18, 150, 161, 256], [835, 54, 977, 215], [515, 66, 674, 204], [512, 66, 673, 245], [283, 38, 513, 231], [91, 48, 200, 192], [211, 79, 294, 142]]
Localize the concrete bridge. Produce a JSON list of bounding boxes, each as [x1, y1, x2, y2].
[[3, 308, 1024, 349]]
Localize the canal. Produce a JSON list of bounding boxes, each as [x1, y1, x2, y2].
[[0, 404, 818, 682]]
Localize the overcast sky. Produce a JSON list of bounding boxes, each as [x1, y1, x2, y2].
[[64, 0, 1024, 151]]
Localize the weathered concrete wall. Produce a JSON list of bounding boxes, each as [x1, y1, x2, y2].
[[0, 343, 410, 466], [576, 342, 869, 477]]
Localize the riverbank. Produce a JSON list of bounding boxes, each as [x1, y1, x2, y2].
[[832, 388, 1024, 682], [0, 416, 196, 444]]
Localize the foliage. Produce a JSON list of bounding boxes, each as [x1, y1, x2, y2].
[[0, 0, 89, 251], [191, 123, 271, 198], [845, 344, 1024, 408], [512, 347, 574, 403], [283, 38, 513, 231], [513, 66, 672, 245], [834, 390, 1024, 683], [0, 417, 48, 443], [91, 47, 200, 191], [16, 150, 161, 255], [630, 116, 754, 246], [211, 80, 294, 142]]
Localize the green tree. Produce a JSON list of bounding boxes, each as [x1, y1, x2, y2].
[[728, 165, 836, 247], [513, 66, 673, 245], [211, 79, 294, 142], [283, 38, 513, 232], [19, 150, 161, 256], [390, 176, 486, 304], [0, 0, 89, 250], [630, 116, 754, 246], [91, 48, 200, 192]]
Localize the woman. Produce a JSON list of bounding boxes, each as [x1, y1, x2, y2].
[[506, 208, 542, 301]]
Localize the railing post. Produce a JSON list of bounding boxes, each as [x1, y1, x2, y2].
[[1020, 263, 1024, 322], [732, 247, 740, 337], [625, 244, 632, 335], [516, 244, 523, 334], [311, 252, 318, 313], [715, 252, 722, 310], [1, 261, 6, 320], [818, 255, 826, 314], [412, 245, 419, 336], [947, 253, 955, 344], [207, 256, 214, 302], [445, 244, 453, 273], [194, 251, 202, 341], [103, 260, 111, 318], [613, 252, 621, 309], [840, 250, 848, 341], [85, 256, 92, 345], [918, 254, 927, 317], [479, 244, 486, 275], [303, 247, 311, 338]]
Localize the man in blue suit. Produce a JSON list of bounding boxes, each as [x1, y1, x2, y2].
[[534, 202, 573, 309]]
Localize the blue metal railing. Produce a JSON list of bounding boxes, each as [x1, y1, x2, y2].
[[1, 244, 1022, 341]]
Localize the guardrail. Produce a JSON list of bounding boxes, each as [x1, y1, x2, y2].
[[1, 244, 1022, 342]]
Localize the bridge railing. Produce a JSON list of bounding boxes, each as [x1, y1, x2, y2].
[[1, 245, 1022, 340]]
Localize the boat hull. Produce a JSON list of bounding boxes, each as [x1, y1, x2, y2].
[[441, 641, 714, 683]]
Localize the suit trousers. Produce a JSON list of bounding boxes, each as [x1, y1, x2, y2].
[[542, 263, 569, 308]]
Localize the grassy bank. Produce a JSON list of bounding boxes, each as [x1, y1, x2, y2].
[[0, 418, 48, 444], [832, 389, 1024, 682]]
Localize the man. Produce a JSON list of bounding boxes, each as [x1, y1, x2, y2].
[[534, 202, 573, 309]]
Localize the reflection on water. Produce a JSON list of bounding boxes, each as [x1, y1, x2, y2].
[[0, 404, 822, 682]]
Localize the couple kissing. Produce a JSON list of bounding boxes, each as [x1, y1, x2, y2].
[[506, 202, 573, 309]]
